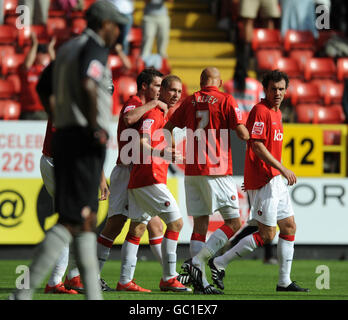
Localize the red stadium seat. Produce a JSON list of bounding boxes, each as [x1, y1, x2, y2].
[[251, 28, 282, 51], [323, 82, 344, 105], [273, 57, 302, 79], [0, 79, 16, 98], [310, 79, 336, 97], [6, 74, 21, 93], [0, 45, 16, 58], [304, 57, 336, 81], [127, 28, 143, 48], [284, 78, 302, 100], [3, 0, 18, 13], [83, 0, 96, 10], [46, 17, 68, 36], [0, 100, 21, 120], [289, 49, 314, 71], [71, 18, 87, 35], [337, 58, 348, 82], [256, 49, 282, 71], [108, 54, 123, 70], [317, 30, 342, 52], [291, 82, 322, 106], [295, 103, 345, 124], [0, 25, 17, 44], [116, 75, 137, 103], [323, 130, 341, 145], [18, 25, 49, 46], [1, 53, 25, 75], [283, 30, 316, 52]]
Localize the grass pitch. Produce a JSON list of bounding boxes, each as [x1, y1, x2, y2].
[[1, 259, 348, 301]]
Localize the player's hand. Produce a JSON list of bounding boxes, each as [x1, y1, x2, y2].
[[282, 168, 297, 186], [157, 101, 168, 117], [92, 127, 109, 146], [99, 182, 110, 201], [160, 147, 185, 163]]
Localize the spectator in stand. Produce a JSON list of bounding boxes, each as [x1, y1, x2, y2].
[[223, 59, 264, 122], [19, 32, 56, 120], [18, 0, 50, 25], [279, 0, 319, 39], [56, 0, 85, 14], [238, 0, 280, 68], [141, 0, 172, 68], [108, 0, 134, 55]]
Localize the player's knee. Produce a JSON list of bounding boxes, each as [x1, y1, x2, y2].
[[147, 217, 163, 238], [193, 215, 209, 235], [224, 217, 242, 233], [258, 228, 276, 245], [167, 218, 183, 233], [129, 221, 147, 238]]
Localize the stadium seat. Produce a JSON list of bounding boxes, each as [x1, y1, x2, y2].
[[46, 17, 68, 35], [284, 78, 302, 100], [18, 25, 49, 46], [3, 0, 18, 14], [0, 25, 17, 44], [283, 30, 316, 52], [251, 28, 282, 51], [0, 45, 16, 58], [116, 75, 137, 103], [0, 100, 21, 120], [0, 79, 16, 98], [71, 18, 87, 35], [317, 105, 346, 124], [323, 82, 344, 105], [323, 130, 341, 145], [273, 57, 302, 79], [83, 0, 96, 10], [289, 49, 314, 71], [256, 49, 282, 71], [291, 82, 322, 106], [127, 28, 143, 48], [6, 74, 21, 93], [304, 57, 337, 81], [317, 30, 342, 52], [108, 54, 124, 78], [337, 58, 348, 82], [310, 79, 337, 97], [295, 103, 345, 124], [1, 53, 25, 75], [295, 104, 319, 123]]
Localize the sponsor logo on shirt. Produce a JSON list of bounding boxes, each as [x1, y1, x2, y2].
[[124, 105, 136, 113], [274, 129, 283, 141], [140, 119, 155, 132], [251, 122, 264, 135], [87, 59, 104, 81]]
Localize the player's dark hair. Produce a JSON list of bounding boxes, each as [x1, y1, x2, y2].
[[161, 75, 181, 89], [261, 69, 289, 90], [136, 68, 163, 92]]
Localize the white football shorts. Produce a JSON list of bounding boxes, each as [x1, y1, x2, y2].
[[247, 174, 295, 227], [40, 155, 55, 197], [128, 183, 181, 224], [107, 164, 132, 218], [184, 175, 240, 219]]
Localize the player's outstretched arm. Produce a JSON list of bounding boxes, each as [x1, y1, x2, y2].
[[251, 140, 297, 185], [123, 100, 168, 127], [235, 124, 250, 141]]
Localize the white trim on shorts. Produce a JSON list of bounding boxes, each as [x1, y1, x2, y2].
[[184, 175, 240, 219], [247, 175, 295, 227], [128, 183, 181, 224], [40, 154, 55, 197]]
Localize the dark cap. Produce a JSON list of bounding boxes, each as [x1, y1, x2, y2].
[[85, 0, 130, 26]]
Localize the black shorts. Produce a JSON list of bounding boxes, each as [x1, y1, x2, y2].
[[52, 127, 106, 225]]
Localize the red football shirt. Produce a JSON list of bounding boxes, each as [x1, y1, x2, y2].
[[244, 99, 283, 190], [42, 119, 56, 158], [116, 95, 143, 165], [128, 107, 169, 189], [169, 86, 244, 176]]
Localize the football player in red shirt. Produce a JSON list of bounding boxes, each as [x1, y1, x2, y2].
[[118, 75, 191, 292], [209, 70, 309, 292], [95, 68, 170, 292], [163, 67, 249, 294]]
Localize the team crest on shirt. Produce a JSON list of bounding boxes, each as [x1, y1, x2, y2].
[[257, 210, 263, 216], [124, 105, 136, 113], [252, 122, 264, 135], [86, 59, 104, 81], [140, 119, 155, 131]]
